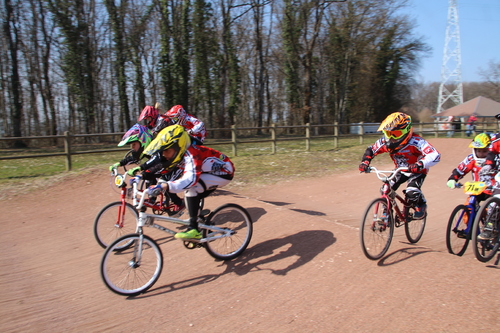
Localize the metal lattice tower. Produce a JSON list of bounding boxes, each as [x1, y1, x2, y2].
[[437, 0, 463, 113]]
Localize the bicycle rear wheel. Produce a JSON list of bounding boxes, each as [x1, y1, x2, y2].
[[101, 234, 163, 296], [472, 197, 500, 263], [405, 207, 426, 243], [203, 204, 253, 260], [94, 201, 139, 249], [446, 204, 470, 256], [360, 198, 393, 260]]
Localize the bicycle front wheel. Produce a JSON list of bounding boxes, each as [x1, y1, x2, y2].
[[446, 204, 470, 256], [204, 204, 253, 260], [405, 207, 426, 243], [472, 197, 500, 263], [101, 234, 163, 296], [360, 198, 394, 260], [94, 201, 139, 249]]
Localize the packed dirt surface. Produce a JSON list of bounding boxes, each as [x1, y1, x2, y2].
[[1, 138, 500, 332]]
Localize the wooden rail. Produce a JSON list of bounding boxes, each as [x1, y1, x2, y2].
[[1, 120, 497, 171]]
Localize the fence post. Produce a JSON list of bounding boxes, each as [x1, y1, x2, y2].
[[359, 122, 364, 145], [64, 131, 72, 171], [231, 125, 237, 156], [305, 123, 311, 151], [333, 122, 338, 148], [271, 123, 276, 154], [419, 122, 423, 136]]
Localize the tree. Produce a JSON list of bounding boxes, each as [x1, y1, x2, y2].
[[3, 0, 24, 142], [104, 0, 132, 131], [47, 0, 99, 134]]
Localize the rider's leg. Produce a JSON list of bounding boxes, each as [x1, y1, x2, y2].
[[174, 175, 232, 239], [405, 174, 427, 217]]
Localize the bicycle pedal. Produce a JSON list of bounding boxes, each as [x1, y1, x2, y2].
[[200, 209, 211, 216]]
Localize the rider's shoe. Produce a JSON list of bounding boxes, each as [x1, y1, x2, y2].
[[413, 204, 427, 219], [478, 222, 497, 240], [175, 228, 202, 240]]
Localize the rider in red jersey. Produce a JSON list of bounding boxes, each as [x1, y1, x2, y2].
[[165, 105, 207, 143], [359, 112, 441, 218], [447, 133, 495, 200]]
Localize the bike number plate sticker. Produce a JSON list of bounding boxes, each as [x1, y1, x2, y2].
[[464, 181, 486, 196]]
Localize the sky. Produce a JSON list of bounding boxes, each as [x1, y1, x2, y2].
[[399, 0, 500, 83]]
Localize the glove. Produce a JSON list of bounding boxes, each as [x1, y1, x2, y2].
[[148, 184, 163, 197], [129, 175, 141, 186], [109, 162, 120, 171], [408, 161, 424, 173], [447, 179, 456, 189], [359, 160, 370, 173], [127, 166, 141, 176], [479, 164, 492, 176]]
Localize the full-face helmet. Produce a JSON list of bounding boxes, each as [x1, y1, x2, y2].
[[142, 124, 191, 170], [118, 123, 153, 149], [469, 133, 491, 167], [138, 105, 159, 129], [378, 112, 413, 153], [166, 105, 187, 124]]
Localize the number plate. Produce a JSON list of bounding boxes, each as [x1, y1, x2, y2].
[[463, 181, 486, 195]]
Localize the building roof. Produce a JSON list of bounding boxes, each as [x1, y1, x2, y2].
[[433, 96, 500, 117]]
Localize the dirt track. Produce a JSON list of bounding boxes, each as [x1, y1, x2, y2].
[[1, 138, 500, 332]]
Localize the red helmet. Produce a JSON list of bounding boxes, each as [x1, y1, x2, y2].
[[138, 106, 159, 129], [166, 105, 187, 123]]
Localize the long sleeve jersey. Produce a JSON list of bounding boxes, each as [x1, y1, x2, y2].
[[362, 134, 441, 174], [449, 153, 495, 181], [166, 145, 234, 193], [177, 114, 207, 142]]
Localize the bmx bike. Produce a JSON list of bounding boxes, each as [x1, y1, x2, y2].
[[446, 181, 488, 256], [360, 166, 426, 260], [100, 187, 253, 296], [471, 177, 500, 263], [94, 168, 190, 249]]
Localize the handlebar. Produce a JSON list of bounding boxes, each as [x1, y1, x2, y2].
[[367, 166, 409, 182]]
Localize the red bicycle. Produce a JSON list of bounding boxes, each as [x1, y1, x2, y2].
[[360, 166, 427, 260], [93, 168, 184, 249]]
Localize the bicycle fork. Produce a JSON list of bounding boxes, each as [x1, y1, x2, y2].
[[115, 187, 128, 228]]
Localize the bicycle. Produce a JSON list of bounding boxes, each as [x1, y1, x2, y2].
[[360, 166, 427, 260], [446, 181, 488, 256], [93, 167, 191, 249], [471, 182, 500, 263], [100, 186, 253, 296]]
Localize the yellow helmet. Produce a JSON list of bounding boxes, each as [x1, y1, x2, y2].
[[143, 124, 191, 169], [469, 133, 491, 166], [469, 133, 490, 149], [378, 112, 413, 153]]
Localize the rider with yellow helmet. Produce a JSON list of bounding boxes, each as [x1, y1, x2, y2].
[[130, 125, 234, 240]]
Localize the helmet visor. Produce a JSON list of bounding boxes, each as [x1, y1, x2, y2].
[[383, 128, 409, 140]]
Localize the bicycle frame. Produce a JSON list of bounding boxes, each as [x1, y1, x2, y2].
[[372, 167, 413, 227], [133, 187, 233, 244], [453, 188, 481, 238]]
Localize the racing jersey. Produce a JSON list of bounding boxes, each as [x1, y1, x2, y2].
[[485, 133, 500, 166], [151, 115, 174, 137], [449, 154, 495, 190], [176, 114, 207, 142], [362, 134, 441, 174], [167, 145, 234, 193]]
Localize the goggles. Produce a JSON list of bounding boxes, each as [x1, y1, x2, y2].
[[383, 128, 409, 140]]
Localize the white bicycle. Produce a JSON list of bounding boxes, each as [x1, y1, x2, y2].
[[100, 186, 253, 296]]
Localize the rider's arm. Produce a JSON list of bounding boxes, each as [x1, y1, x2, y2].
[[416, 139, 441, 170]]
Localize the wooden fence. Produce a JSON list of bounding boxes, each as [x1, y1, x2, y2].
[[0, 120, 497, 171]]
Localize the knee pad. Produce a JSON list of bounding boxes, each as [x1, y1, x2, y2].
[[405, 189, 422, 205]]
